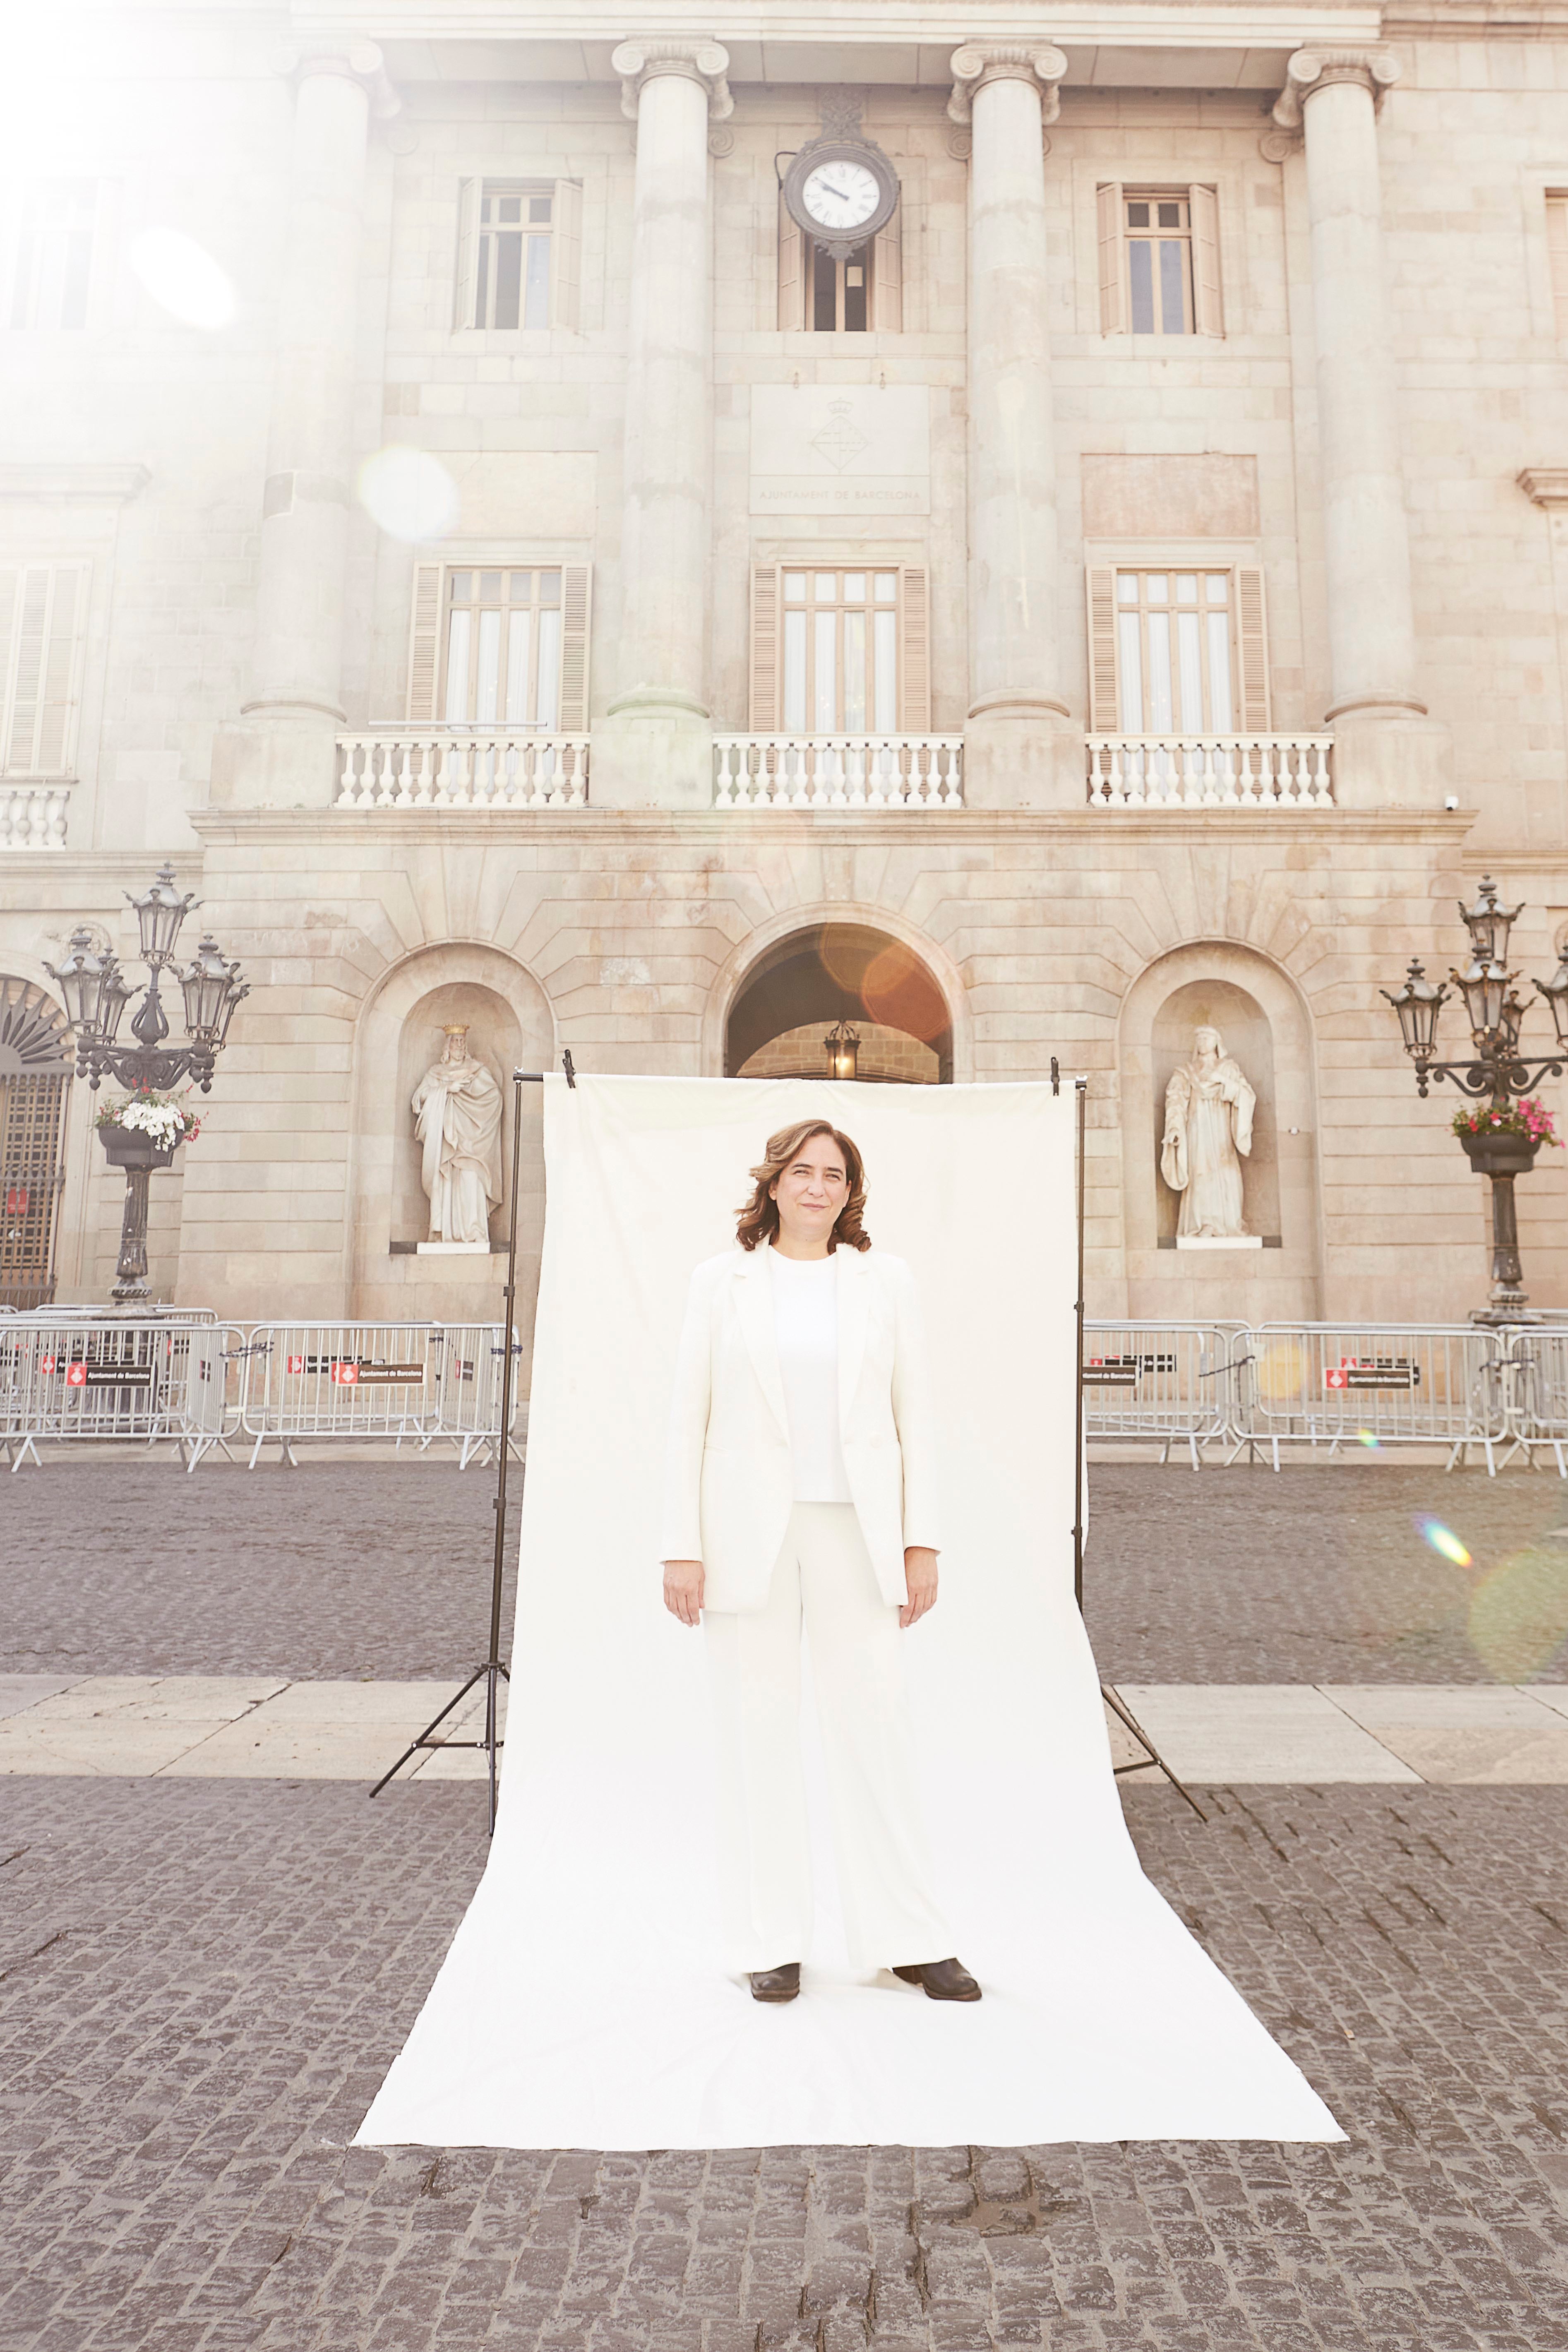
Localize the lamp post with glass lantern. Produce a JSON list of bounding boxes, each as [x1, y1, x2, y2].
[[1383, 875, 1568, 1318], [824, 1018, 861, 1081], [44, 865, 247, 1303]]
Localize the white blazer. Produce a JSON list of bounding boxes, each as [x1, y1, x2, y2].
[[659, 1243, 942, 1613]]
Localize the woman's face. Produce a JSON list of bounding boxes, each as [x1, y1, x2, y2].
[[770, 1136, 850, 1245]]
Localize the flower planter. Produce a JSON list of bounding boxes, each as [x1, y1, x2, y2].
[[1456, 1129, 1542, 1181], [97, 1123, 176, 1173]]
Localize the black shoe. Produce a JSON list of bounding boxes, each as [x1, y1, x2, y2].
[[892, 1957, 981, 2001], [749, 1962, 801, 2002]]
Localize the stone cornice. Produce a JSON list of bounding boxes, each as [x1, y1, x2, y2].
[[185, 805, 1479, 851], [1519, 468, 1568, 509], [0, 464, 150, 504], [948, 43, 1069, 127], [1382, 0, 1568, 34]]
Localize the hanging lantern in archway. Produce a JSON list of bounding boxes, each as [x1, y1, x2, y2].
[[824, 1018, 860, 1081]]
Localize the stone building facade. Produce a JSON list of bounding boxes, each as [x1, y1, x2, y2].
[[4, 0, 1568, 1344]]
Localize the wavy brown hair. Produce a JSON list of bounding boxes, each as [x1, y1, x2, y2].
[[735, 1119, 872, 1254]]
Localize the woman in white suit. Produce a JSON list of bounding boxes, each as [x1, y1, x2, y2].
[[661, 1117, 980, 2007]]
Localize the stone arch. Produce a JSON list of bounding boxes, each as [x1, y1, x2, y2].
[[1117, 942, 1323, 1318], [348, 944, 555, 1350], [703, 903, 973, 1084]]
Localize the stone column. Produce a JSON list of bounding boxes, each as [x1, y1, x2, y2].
[[949, 45, 1079, 810], [211, 45, 392, 808], [594, 40, 730, 809], [1274, 51, 1449, 805]]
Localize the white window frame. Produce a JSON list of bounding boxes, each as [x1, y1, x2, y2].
[[0, 562, 90, 776], [749, 560, 929, 731], [1076, 163, 1234, 338], [405, 559, 591, 731], [453, 178, 582, 334], [7, 180, 103, 333], [1085, 556, 1270, 736]]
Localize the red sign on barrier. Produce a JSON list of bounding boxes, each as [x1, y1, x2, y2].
[[331, 1361, 359, 1385]]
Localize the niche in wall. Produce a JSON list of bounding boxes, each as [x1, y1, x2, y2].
[[392, 983, 520, 1250], [1151, 977, 1280, 1242]]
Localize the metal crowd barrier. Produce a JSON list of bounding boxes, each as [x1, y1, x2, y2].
[[0, 1317, 245, 1473], [1498, 1328, 1568, 1474], [1240, 1322, 1510, 1472], [1082, 1320, 1248, 1469], [238, 1321, 523, 1467]]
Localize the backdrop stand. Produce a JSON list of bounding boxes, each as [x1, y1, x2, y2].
[[370, 1049, 576, 1831], [1061, 1066, 1207, 1824]]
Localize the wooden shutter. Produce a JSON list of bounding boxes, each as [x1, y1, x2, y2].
[[1085, 566, 1120, 733], [1, 564, 86, 776], [551, 179, 582, 330], [749, 563, 781, 728], [1096, 183, 1124, 334], [872, 205, 902, 333], [777, 193, 802, 331], [897, 565, 930, 732], [1235, 566, 1271, 731], [558, 562, 591, 729], [1549, 197, 1568, 329], [453, 179, 480, 329], [1191, 184, 1223, 336], [406, 563, 444, 722]]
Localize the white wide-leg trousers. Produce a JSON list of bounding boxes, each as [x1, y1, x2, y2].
[[703, 1500, 951, 1973]]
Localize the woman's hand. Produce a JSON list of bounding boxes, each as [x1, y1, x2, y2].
[[663, 1559, 704, 1628], [900, 1547, 938, 1629]]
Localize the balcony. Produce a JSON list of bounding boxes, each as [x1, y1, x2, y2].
[[713, 735, 964, 809], [1086, 734, 1334, 809], [336, 732, 589, 809], [0, 784, 71, 848]]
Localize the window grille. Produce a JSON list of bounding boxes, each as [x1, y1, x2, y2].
[[749, 565, 929, 731], [0, 980, 71, 1310], [9, 180, 98, 330], [1096, 184, 1222, 336], [405, 563, 592, 729]]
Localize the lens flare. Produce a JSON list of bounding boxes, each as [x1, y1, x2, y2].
[[358, 446, 459, 543], [1468, 1547, 1568, 1681], [1358, 1428, 1381, 1450], [129, 228, 237, 329], [1417, 1516, 1472, 1569]]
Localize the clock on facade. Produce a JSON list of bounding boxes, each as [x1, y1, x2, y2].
[[781, 140, 899, 261]]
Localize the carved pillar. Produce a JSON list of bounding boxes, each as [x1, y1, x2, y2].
[[949, 45, 1079, 809], [594, 40, 730, 809], [1273, 51, 1449, 805], [212, 45, 395, 808]]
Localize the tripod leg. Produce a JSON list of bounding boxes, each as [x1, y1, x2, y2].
[[369, 1661, 491, 1799], [1102, 1684, 1208, 1822]]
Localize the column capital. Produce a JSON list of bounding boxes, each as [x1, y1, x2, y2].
[[1271, 48, 1400, 134], [611, 38, 732, 123], [271, 40, 401, 120], [947, 44, 1069, 127]]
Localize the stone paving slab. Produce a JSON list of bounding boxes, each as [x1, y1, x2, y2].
[[4, 1776, 1568, 2350], [1112, 1686, 1423, 1784]]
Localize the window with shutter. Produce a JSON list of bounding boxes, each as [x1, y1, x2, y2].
[[464, 182, 558, 330], [1096, 183, 1124, 334], [0, 563, 88, 776], [452, 180, 480, 331], [1548, 195, 1568, 333], [1085, 567, 1120, 732], [750, 565, 781, 729], [897, 566, 929, 731], [764, 567, 915, 731], [1084, 567, 1268, 734], [406, 563, 443, 721], [1191, 185, 1223, 337], [10, 181, 98, 331], [1234, 566, 1271, 731], [558, 563, 591, 728], [777, 197, 803, 331]]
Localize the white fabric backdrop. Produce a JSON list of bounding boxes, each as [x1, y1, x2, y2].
[[357, 1075, 1341, 2150]]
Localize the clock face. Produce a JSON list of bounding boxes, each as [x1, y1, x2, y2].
[[801, 159, 882, 234]]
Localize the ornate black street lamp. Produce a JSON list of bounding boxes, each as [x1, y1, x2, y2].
[[44, 865, 247, 1303], [1383, 874, 1568, 1318], [824, 1018, 861, 1081]]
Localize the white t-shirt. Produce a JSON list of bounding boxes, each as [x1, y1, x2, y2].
[[768, 1248, 853, 1504]]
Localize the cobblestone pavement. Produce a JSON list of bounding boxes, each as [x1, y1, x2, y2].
[[4, 1458, 1568, 1686], [3, 1776, 1568, 2350]]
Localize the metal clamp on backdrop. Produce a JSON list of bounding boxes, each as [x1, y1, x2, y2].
[[371, 1048, 577, 1831]]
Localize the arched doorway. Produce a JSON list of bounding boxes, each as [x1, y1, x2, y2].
[[0, 978, 72, 1308], [725, 923, 953, 1084]]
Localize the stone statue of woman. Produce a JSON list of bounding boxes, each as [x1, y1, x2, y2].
[[411, 1024, 503, 1246], [1160, 1025, 1256, 1240]]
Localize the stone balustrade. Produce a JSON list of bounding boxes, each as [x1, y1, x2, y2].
[[1085, 734, 1335, 809], [0, 785, 72, 848], [335, 732, 589, 809], [713, 735, 964, 809]]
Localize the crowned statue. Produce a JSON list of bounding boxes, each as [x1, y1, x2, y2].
[[411, 1024, 503, 1247], [1160, 1025, 1256, 1241]]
